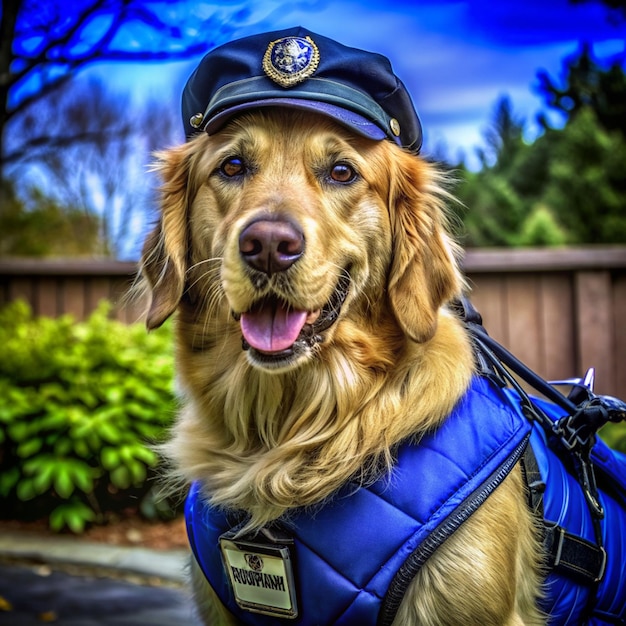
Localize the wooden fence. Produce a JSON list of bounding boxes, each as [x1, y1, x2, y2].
[[1, 247, 626, 398], [0, 258, 144, 325]]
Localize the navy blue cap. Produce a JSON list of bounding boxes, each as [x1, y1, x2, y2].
[[182, 26, 423, 152]]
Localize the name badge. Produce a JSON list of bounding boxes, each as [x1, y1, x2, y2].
[[219, 527, 298, 619]]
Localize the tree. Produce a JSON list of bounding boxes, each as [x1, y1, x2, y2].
[[453, 49, 626, 247], [5, 77, 179, 257], [1, 0, 314, 172], [452, 98, 545, 247], [476, 96, 526, 171], [28, 79, 176, 256], [452, 165, 528, 247], [537, 45, 626, 139], [1, 0, 318, 257], [542, 107, 626, 244]]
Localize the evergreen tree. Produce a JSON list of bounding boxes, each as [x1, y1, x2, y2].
[[543, 108, 626, 244], [454, 49, 626, 247], [537, 45, 626, 139]]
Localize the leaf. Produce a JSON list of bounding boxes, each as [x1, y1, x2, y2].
[[22, 452, 57, 473], [53, 466, 74, 499], [37, 411, 69, 431], [16, 478, 36, 501], [73, 439, 91, 458], [100, 447, 119, 470], [131, 445, 158, 467], [65, 509, 94, 534], [68, 460, 95, 493], [0, 468, 21, 497], [127, 459, 147, 484], [49, 500, 96, 534], [110, 466, 131, 489], [103, 387, 125, 405], [17, 437, 43, 458], [31, 463, 54, 494], [48, 507, 65, 532], [125, 401, 157, 420], [97, 421, 121, 444], [8, 421, 30, 442]]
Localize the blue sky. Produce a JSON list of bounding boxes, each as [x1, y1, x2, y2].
[[87, 0, 626, 167]]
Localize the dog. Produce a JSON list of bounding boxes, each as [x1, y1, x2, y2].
[[140, 28, 626, 626]]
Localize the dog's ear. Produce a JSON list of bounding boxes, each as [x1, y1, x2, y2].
[[387, 152, 464, 343], [141, 143, 194, 330]]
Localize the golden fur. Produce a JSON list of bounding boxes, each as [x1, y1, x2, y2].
[[140, 109, 545, 625]]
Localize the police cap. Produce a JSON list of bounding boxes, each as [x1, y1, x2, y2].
[[182, 26, 423, 152]]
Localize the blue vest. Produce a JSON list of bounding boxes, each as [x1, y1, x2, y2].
[[185, 376, 626, 625]]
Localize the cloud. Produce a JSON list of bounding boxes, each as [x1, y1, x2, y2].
[[93, 0, 625, 163]]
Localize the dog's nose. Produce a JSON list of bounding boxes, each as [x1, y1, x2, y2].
[[239, 219, 304, 275]]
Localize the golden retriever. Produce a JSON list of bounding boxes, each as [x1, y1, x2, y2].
[[140, 108, 544, 625]]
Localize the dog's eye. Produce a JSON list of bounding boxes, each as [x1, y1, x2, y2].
[[220, 157, 246, 177], [330, 163, 357, 184]]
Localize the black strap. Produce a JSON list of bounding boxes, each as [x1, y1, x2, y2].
[[450, 298, 579, 415], [543, 523, 607, 585], [520, 445, 607, 586], [519, 444, 545, 517], [452, 297, 610, 587]]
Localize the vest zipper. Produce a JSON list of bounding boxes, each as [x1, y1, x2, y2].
[[377, 433, 531, 626]]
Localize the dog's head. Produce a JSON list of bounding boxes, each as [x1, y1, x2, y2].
[[140, 28, 464, 373]]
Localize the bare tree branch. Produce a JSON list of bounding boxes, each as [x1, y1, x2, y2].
[[3, 128, 133, 164], [2, 0, 319, 167], [8, 78, 179, 257]]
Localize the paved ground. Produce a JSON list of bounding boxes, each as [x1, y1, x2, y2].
[[0, 532, 203, 625]]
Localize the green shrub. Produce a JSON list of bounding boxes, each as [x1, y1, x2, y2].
[[0, 300, 177, 532]]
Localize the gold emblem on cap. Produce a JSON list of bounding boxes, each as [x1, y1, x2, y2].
[[263, 35, 320, 88], [390, 118, 401, 137]]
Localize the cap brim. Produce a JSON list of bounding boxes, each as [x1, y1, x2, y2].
[[204, 98, 391, 142]]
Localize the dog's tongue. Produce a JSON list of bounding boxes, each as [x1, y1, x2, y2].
[[240, 301, 307, 353]]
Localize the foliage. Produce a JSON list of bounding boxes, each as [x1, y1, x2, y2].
[[475, 96, 526, 171], [0, 300, 177, 532], [0, 179, 100, 256], [514, 204, 568, 247], [452, 48, 626, 247], [5, 79, 175, 258], [541, 108, 626, 244], [537, 45, 626, 139]]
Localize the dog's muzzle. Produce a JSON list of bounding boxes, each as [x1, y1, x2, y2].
[[238, 273, 350, 366]]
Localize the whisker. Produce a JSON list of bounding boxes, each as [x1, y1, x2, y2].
[[186, 257, 222, 276], [186, 259, 222, 292]]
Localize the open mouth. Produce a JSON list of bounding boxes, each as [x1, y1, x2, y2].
[[238, 273, 350, 363]]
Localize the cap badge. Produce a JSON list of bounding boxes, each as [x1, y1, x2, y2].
[[263, 36, 320, 88]]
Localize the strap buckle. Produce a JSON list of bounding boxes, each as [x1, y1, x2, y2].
[[545, 523, 607, 584], [595, 546, 608, 584]]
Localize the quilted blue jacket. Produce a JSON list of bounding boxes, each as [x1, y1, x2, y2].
[[185, 376, 626, 625]]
